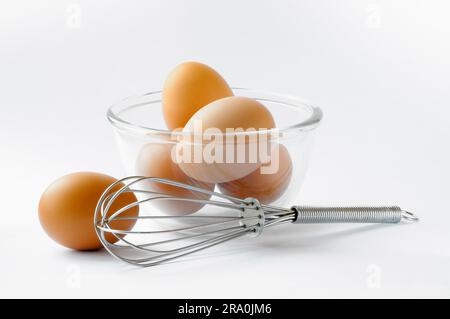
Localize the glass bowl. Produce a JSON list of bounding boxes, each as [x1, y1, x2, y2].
[[107, 88, 323, 214]]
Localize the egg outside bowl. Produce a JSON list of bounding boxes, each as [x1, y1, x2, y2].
[[107, 88, 323, 227]]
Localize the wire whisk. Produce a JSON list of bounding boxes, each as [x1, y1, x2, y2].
[[94, 176, 418, 267]]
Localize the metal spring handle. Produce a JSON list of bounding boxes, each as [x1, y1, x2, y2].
[[292, 206, 418, 224]]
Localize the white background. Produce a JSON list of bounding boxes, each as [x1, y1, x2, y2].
[[1, 0, 449, 298]]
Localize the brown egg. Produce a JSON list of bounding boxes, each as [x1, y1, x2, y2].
[[178, 96, 276, 183], [218, 144, 292, 204], [162, 61, 233, 130], [38, 172, 139, 251], [136, 143, 215, 214]]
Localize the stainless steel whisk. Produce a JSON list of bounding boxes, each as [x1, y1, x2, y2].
[[94, 176, 418, 267]]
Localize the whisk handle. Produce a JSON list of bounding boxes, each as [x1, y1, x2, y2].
[[291, 206, 418, 224]]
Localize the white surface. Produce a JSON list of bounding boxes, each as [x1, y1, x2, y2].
[[1, 0, 449, 298]]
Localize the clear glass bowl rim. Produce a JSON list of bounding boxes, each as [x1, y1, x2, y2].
[[107, 87, 323, 137]]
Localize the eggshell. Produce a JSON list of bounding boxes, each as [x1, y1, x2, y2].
[[38, 172, 139, 251], [162, 61, 233, 130], [218, 144, 292, 204], [177, 96, 276, 183], [135, 143, 215, 214]]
